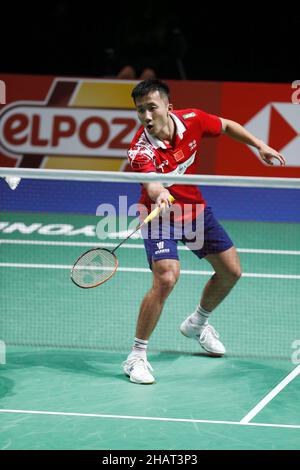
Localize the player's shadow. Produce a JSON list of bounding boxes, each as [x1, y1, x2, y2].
[[0, 376, 15, 399], [4, 348, 125, 380], [0, 348, 217, 387], [151, 350, 217, 360]]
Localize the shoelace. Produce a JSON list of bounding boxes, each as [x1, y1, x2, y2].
[[123, 356, 154, 373], [199, 324, 219, 342]]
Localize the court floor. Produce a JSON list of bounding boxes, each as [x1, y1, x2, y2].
[[0, 211, 300, 449]]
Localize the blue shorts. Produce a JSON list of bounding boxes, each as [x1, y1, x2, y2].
[[143, 206, 233, 268]]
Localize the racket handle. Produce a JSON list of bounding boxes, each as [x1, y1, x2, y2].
[[114, 194, 176, 252], [143, 194, 175, 224]]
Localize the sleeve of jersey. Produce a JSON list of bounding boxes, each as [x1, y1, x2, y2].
[[127, 147, 157, 173], [195, 109, 222, 137]]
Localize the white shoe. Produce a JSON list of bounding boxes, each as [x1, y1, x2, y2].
[[122, 355, 155, 384], [180, 316, 226, 356]]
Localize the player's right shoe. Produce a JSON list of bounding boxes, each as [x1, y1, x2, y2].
[[180, 315, 226, 356], [122, 355, 155, 384]]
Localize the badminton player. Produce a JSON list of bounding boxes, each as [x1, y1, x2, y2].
[[123, 79, 285, 384]]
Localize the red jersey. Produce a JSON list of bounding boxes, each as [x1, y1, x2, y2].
[[127, 108, 222, 215]]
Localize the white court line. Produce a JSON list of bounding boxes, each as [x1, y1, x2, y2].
[[0, 408, 299, 430], [238, 248, 300, 256], [240, 364, 300, 424], [1, 239, 300, 255], [0, 262, 300, 279]]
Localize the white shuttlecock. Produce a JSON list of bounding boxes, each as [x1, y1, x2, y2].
[[5, 176, 21, 190]]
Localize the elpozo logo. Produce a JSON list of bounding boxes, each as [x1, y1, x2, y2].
[[0, 103, 139, 157]]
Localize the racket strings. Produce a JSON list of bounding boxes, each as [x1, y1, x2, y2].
[[72, 249, 117, 288]]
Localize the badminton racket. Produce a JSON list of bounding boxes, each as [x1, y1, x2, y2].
[[71, 194, 175, 288]]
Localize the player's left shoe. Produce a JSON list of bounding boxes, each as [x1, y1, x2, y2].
[[180, 316, 226, 356]]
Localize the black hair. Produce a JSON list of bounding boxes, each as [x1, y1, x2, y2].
[[131, 79, 170, 103]]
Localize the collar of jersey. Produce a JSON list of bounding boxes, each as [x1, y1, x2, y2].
[[144, 112, 186, 149]]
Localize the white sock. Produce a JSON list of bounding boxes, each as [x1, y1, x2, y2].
[[190, 305, 211, 326], [129, 338, 148, 358]]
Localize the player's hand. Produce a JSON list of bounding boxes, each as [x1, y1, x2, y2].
[[156, 191, 173, 213], [258, 142, 286, 166]]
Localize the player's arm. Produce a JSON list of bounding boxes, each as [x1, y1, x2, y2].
[[220, 117, 286, 166], [143, 181, 172, 211]]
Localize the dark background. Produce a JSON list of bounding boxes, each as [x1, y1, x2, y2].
[[1, 2, 298, 83]]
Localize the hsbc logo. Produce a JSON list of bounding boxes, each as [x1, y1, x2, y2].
[[0, 104, 139, 157], [244, 103, 300, 167]]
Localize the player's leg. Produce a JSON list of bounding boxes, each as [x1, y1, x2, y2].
[[181, 247, 241, 356], [123, 257, 180, 384], [201, 246, 242, 311], [180, 207, 241, 356], [135, 258, 180, 340]]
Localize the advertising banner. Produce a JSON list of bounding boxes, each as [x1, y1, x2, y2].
[[0, 74, 299, 176], [218, 82, 300, 176]]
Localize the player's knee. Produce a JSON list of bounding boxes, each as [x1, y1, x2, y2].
[[227, 266, 242, 284], [156, 269, 179, 294]]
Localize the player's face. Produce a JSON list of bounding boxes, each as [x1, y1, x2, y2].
[[135, 91, 172, 137]]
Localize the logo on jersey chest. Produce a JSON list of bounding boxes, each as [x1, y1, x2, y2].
[[174, 149, 185, 162], [188, 140, 197, 152], [174, 141, 197, 162]]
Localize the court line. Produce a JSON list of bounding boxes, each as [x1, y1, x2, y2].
[[240, 364, 300, 424], [0, 262, 299, 279], [1, 239, 300, 255], [0, 408, 299, 430]]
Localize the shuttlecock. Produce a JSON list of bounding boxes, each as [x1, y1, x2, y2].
[[5, 176, 21, 190]]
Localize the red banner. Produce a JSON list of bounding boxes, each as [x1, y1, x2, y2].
[[0, 74, 299, 176], [218, 82, 300, 177]]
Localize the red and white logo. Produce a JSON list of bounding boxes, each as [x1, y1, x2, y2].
[[244, 103, 300, 167], [0, 104, 139, 158]]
